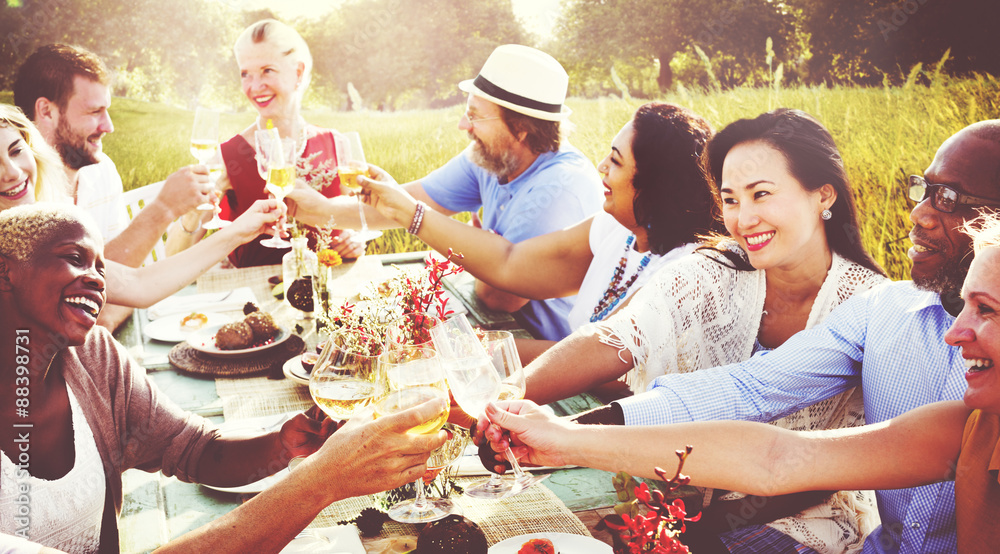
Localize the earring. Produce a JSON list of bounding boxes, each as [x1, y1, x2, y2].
[[821, 209, 832, 221]]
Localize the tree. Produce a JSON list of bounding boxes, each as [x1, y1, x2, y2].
[[552, 0, 798, 94]]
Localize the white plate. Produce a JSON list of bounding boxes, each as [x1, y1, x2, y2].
[[143, 312, 233, 343], [489, 532, 612, 554], [203, 467, 290, 494], [283, 355, 312, 386], [187, 323, 291, 358]]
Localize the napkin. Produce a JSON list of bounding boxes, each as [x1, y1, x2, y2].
[[279, 524, 365, 554], [147, 287, 257, 320]]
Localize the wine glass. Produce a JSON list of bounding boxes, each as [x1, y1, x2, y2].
[[256, 129, 295, 248], [464, 330, 546, 499], [375, 346, 453, 523], [190, 108, 230, 229], [430, 314, 544, 498], [335, 131, 382, 243], [384, 312, 442, 353], [309, 330, 380, 420]]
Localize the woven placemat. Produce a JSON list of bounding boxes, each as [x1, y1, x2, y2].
[[169, 335, 304, 378], [305, 476, 590, 545], [216, 375, 314, 419]]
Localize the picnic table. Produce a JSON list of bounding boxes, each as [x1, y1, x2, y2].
[[113, 252, 623, 553]]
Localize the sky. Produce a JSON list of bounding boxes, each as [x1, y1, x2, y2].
[[239, 0, 563, 40]]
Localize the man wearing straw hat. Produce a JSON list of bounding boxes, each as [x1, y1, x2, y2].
[[289, 45, 603, 342]]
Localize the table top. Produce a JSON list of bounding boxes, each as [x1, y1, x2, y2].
[[115, 253, 621, 553]]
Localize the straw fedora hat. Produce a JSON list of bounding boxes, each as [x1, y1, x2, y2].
[[459, 44, 570, 122]]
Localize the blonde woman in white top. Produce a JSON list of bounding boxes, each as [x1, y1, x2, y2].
[[518, 109, 888, 553]]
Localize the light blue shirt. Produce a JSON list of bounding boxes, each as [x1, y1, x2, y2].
[[618, 280, 968, 554], [422, 143, 603, 341]]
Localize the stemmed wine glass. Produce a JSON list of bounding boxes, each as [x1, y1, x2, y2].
[[309, 330, 380, 421], [430, 314, 545, 498], [255, 129, 295, 248], [375, 346, 453, 523], [464, 330, 545, 499], [335, 131, 382, 243], [190, 107, 229, 230]]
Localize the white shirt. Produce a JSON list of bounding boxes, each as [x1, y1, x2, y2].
[[75, 154, 127, 242], [567, 210, 694, 332]]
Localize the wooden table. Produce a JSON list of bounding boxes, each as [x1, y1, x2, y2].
[[115, 253, 621, 553]]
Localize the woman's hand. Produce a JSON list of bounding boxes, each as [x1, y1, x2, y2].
[[358, 164, 418, 227], [277, 405, 341, 461], [227, 198, 285, 243], [474, 401, 573, 469]]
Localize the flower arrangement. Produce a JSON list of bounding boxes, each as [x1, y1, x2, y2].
[[316, 249, 465, 356], [599, 447, 699, 554]]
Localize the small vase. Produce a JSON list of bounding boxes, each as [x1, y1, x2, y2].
[[313, 263, 333, 328], [282, 236, 317, 318]]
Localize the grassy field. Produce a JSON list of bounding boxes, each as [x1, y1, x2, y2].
[[7, 71, 1000, 279]]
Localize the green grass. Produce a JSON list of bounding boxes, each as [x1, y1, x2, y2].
[[10, 73, 1000, 278]]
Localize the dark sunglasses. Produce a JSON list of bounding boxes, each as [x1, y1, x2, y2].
[[907, 175, 1000, 213]]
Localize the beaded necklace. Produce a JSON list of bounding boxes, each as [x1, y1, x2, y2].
[[590, 234, 652, 322], [255, 116, 310, 159]]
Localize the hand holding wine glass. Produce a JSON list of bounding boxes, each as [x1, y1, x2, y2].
[[336, 131, 382, 243], [255, 128, 295, 248], [431, 315, 546, 497], [375, 346, 454, 523]]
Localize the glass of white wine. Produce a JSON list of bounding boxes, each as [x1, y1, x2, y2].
[[335, 131, 382, 243], [256, 129, 295, 248], [465, 330, 546, 499], [308, 330, 380, 421], [375, 345, 453, 523], [430, 315, 545, 498], [190, 107, 230, 229]]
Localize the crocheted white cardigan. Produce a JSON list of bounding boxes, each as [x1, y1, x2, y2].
[[595, 245, 888, 554]]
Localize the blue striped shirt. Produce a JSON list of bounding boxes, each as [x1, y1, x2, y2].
[[617, 280, 967, 553]]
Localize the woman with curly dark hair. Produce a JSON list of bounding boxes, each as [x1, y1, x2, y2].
[[358, 102, 720, 357]]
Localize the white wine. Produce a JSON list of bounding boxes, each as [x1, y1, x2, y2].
[[190, 140, 218, 164], [498, 383, 524, 401], [310, 379, 376, 420], [265, 166, 296, 200], [337, 165, 367, 192], [375, 386, 449, 434]]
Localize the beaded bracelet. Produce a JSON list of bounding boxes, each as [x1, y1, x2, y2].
[[407, 201, 427, 235]]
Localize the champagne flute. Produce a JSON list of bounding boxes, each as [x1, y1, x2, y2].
[[256, 129, 295, 248], [375, 346, 453, 523], [335, 131, 382, 243], [190, 107, 230, 229], [309, 330, 380, 420], [430, 315, 544, 497]]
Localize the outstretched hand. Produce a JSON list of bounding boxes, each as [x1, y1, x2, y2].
[[473, 401, 572, 470], [357, 164, 418, 227], [227, 198, 285, 242], [307, 398, 449, 499]]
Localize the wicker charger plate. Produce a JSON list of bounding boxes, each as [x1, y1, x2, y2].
[[169, 335, 305, 377]]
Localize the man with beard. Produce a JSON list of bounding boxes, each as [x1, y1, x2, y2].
[[288, 45, 603, 341], [13, 44, 210, 330], [547, 120, 1000, 552]]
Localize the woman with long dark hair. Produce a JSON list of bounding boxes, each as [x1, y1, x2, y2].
[[519, 109, 888, 553]]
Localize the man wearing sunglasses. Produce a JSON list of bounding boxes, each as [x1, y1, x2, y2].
[[555, 120, 1000, 553]]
